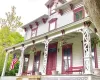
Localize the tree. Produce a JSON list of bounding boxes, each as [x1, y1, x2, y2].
[[83, 0, 100, 37], [0, 6, 24, 76], [0, 6, 23, 31]]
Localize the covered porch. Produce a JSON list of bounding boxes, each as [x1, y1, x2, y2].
[[1, 20, 100, 80]]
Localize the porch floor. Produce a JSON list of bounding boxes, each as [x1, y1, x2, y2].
[[15, 74, 100, 80]]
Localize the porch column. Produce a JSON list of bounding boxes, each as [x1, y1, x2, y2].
[[1, 50, 10, 76], [42, 36, 52, 75], [82, 22, 93, 74], [17, 44, 25, 76]]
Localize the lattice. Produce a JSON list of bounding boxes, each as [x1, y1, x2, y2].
[[42, 39, 52, 75], [76, 27, 93, 74]]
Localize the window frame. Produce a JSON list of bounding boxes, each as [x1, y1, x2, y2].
[[49, 18, 57, 31], [32, 51, 41, 74], [73, 7, 85, 21], [49, 2, 57, 15], [31, 27, 38, 37], [62, 44, 73, 74], [22, 54, 30, 74], [91, 44, 98, 68]]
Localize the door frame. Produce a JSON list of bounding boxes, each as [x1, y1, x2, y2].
[[46, 42, 58, 75], [61, 43, 73, 74], [32, 51, 41, 74]]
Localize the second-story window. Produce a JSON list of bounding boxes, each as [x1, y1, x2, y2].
[[74, 7, 84, 21], [49, 18, 57, 31], [31, 26, 38, 37], [50, 3, 56, 15]]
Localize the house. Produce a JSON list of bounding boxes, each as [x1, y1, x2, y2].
[[1, 0, 100, 80]]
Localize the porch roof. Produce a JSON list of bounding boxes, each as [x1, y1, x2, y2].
[[5, 17, 90, 51], [55, 0, 82, 11]]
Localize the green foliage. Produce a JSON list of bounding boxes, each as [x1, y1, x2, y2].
[[0, 6, 23, 31], [0, 6, 24, 76], [91, 37, 100, 48], [5, 62, 19, 76]]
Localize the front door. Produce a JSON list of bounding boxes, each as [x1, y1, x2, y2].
[[46, 42, 58, 75], [62, 44, 72, 74]]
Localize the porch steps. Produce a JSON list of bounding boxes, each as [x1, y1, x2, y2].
[[16, 75, 41, 80]]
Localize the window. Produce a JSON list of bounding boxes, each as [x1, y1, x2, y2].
[[23, 55, 30, 73], [49, 18, 57, 31], [91, 45, 98, 68], [33, 51, 41, 73], [62, 44, 72, 74], [50, 4, 56, 15], [74, 7, 84, 21], [31, 27, 38, 37]]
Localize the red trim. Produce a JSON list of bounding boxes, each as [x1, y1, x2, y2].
[[29, 24, 32, 29], [70, 4, 74, 10], [94, 44, 98, 68], [31, 27, 38, 37], [46, 42, 58, 75], [61, 44, 73, 74], [49, 18, 57, 31], [32, 51, 41, 74], [35, 22, 39, 26], [50, 2, 56, 15], [58, 9, 63, 15], [81, 41, 84, 72], [24, 28, 27, 32], [42, 18, 48, 23], [73, 7, 85, 22]]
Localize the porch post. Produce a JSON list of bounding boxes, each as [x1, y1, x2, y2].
[[1, 50, 10, 76], [42, 36, 52, 75], [82, 21, 93, 74], [17, 44, 25, 76]]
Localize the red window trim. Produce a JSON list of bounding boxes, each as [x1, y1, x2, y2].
[[48, 18, 57, 31], [61, 43, 73, 74], [50, 2, 57, 15], [46, 42, 58, 75], [73, 7, 85, 22], [32, 51, 41, 74], [31, 27, 38, 37], [94, 44, 98, 68]]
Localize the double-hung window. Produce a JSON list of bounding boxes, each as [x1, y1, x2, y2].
[[49, 18, 57, 31], [74, 7, 84, 21], [31, 27, 38, 37]]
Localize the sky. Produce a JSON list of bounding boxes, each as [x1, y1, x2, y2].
[[0, 0, 48, 24], [0, 0, 48, 36]]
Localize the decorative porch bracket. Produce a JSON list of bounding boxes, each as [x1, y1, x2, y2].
[[1, 50, 11, 76], [17, 45, 26, 76], [77, 23, 93, 74], [42, 38, 52, 75]]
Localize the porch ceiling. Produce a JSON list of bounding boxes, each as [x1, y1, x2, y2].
[[5, 17, 90, 51], [51, 32, 81, 43]]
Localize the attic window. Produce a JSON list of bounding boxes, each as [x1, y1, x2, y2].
[[74, 7, 84, 21], [50, 3, 56, 15]]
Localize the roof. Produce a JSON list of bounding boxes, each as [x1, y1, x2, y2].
[[55, 0, 82, 11], [45, 0, 66, 8], [21, 14, 49, 28], [5, 17, 90, 51]]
